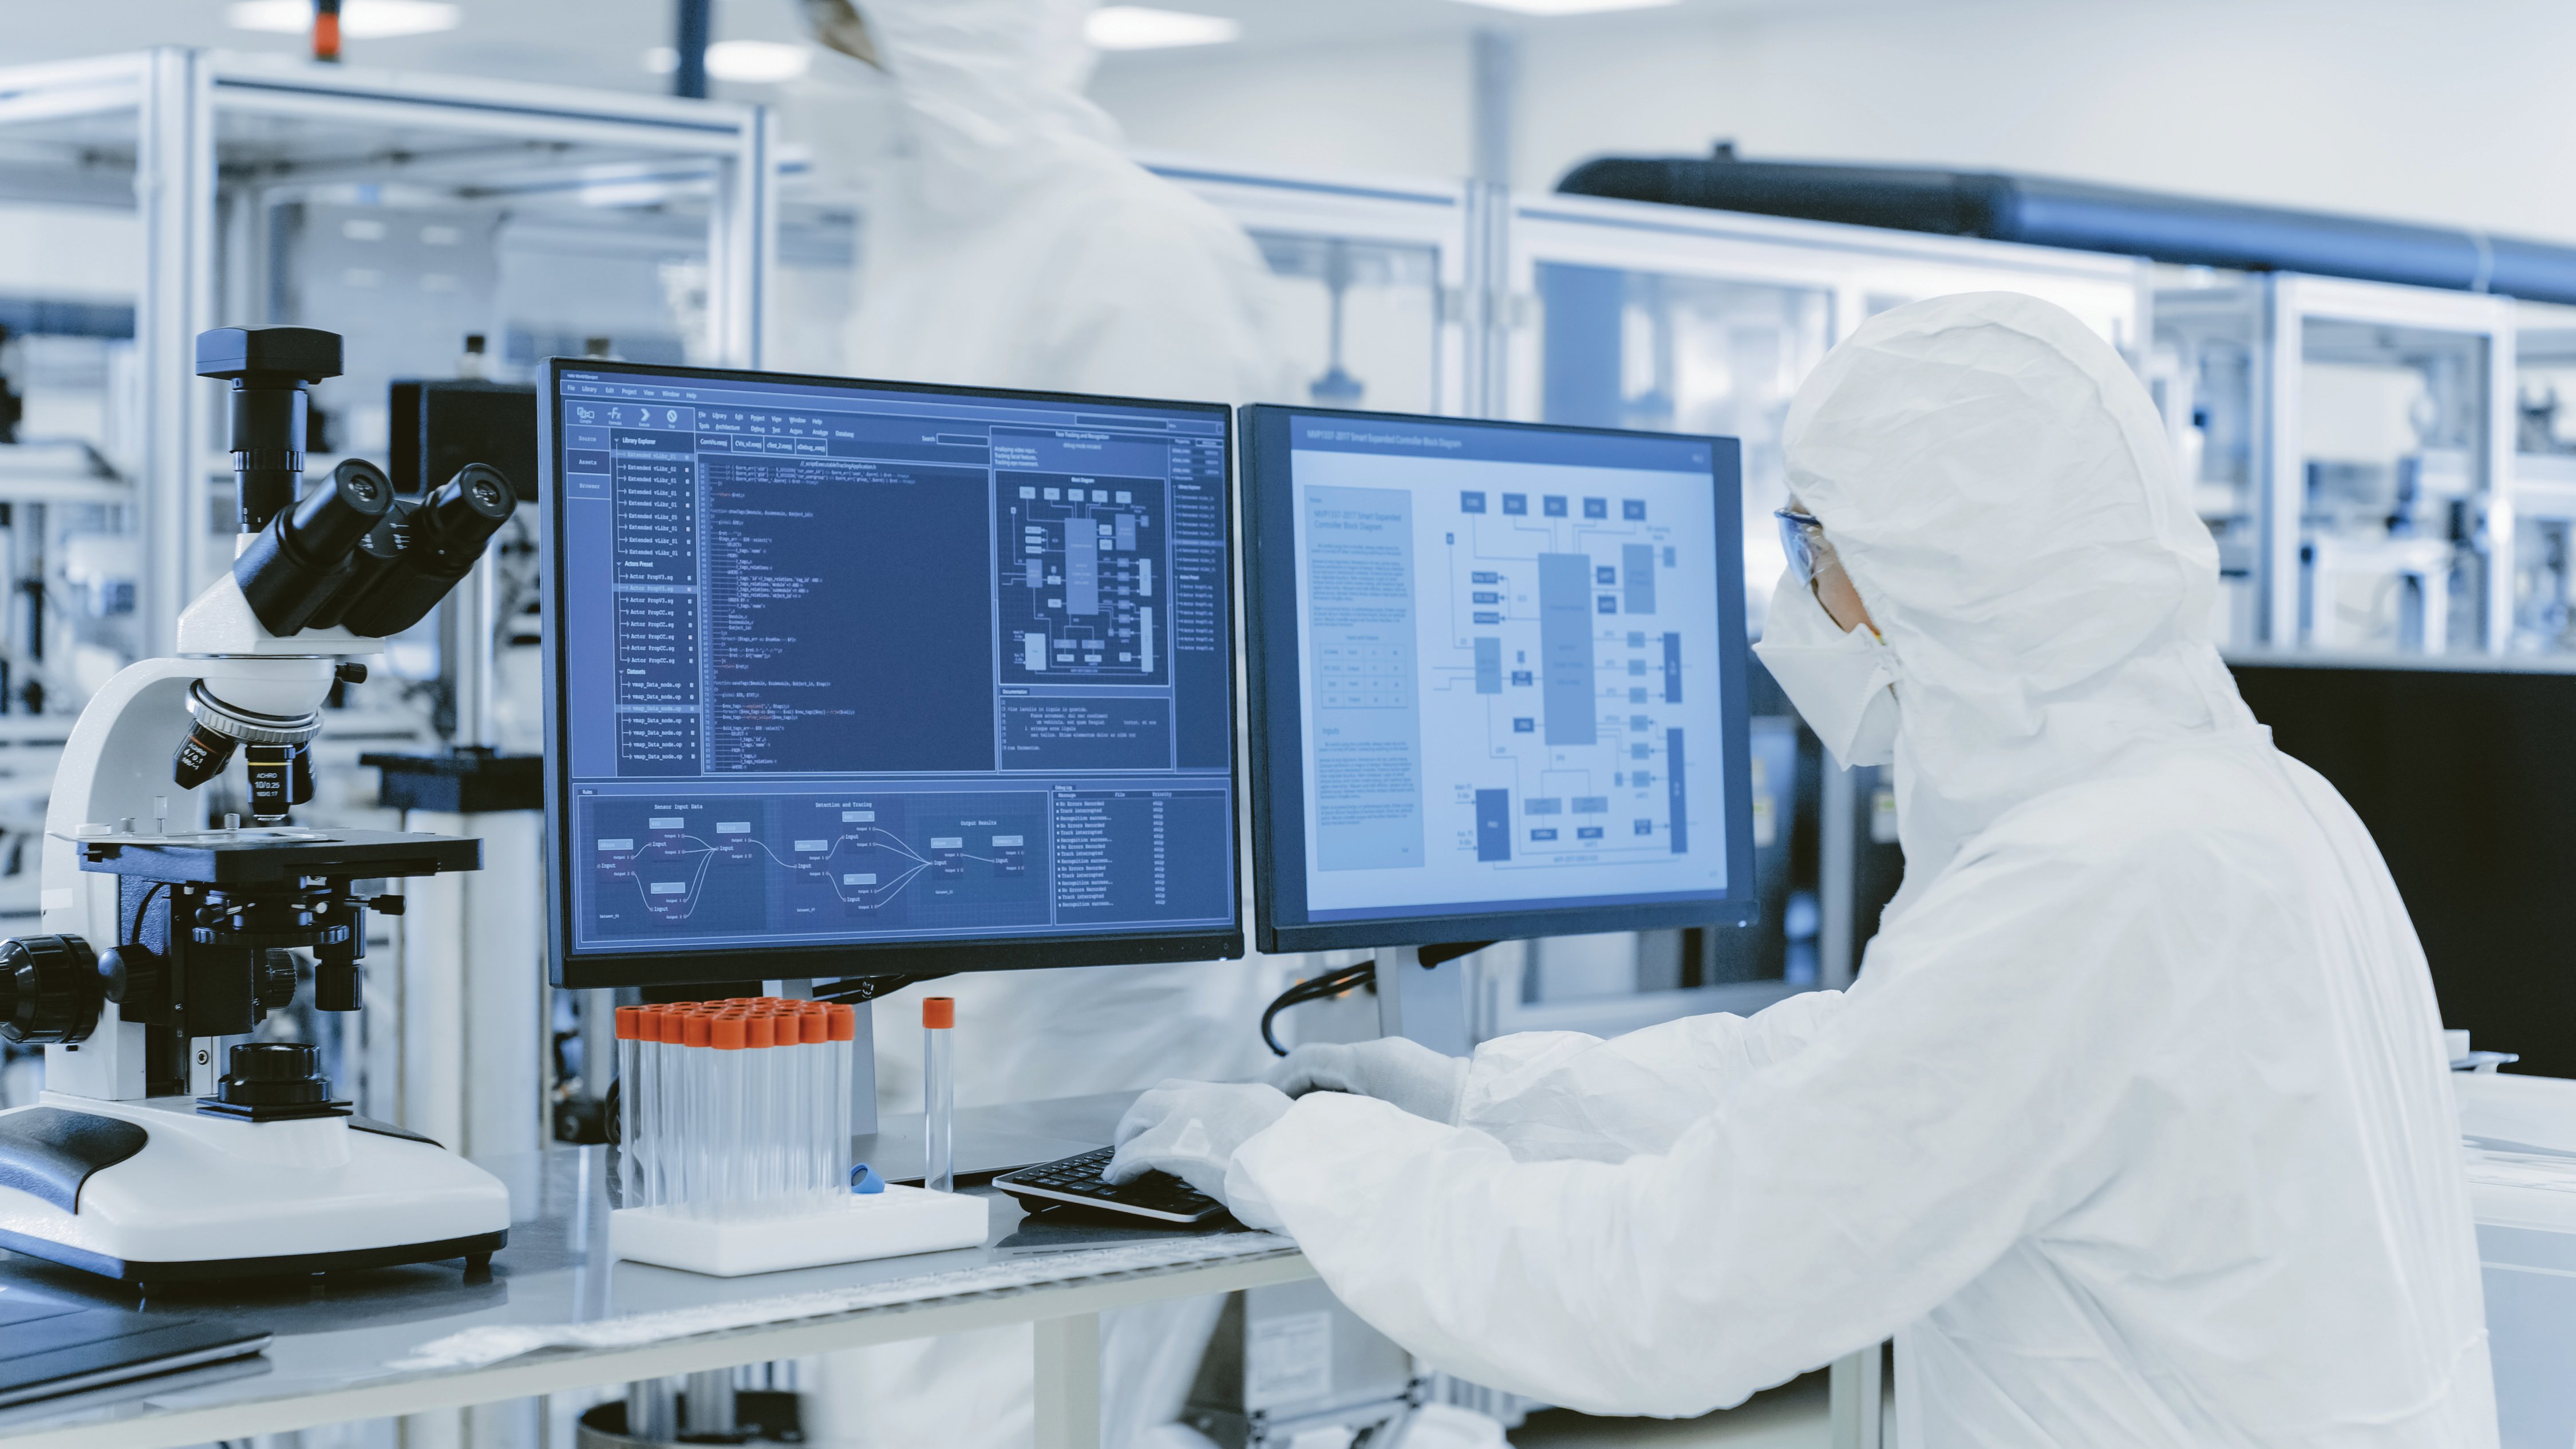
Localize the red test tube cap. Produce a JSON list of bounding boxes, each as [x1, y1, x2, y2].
[[827, 1004, 857, 1041], [682, 1014, 713, 1049], [711, 1016, 747, 1050], [615, 1006, 639, 1040], [923, 997, 955, 1030], [745, 1014, 775, 1049], [800, 1010, 828, 1045]]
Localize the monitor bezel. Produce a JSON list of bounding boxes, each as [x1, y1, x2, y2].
[[1238, 403, 1760, 956], [540, 357, 1246, 989]]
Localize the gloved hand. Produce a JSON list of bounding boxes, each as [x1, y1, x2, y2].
[[1267, 1038, 1469, 1125], [1106, 1080, 1293, 1221]]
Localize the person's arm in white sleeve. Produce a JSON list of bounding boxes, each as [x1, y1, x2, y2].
[[1455, 987, 1849, 1162], [1230, 829, 2213, 1416]]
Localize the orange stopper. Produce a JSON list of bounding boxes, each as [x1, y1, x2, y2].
[[923, 997, 955, 1030], [615, 1006, 639, 1041], [745, 1014, 776, 1049], [711, 1015, 747, 1050], [827, 1004, 857, 1041], [682, 1014, 713, 1049], [800, 1010, 829, 1045]]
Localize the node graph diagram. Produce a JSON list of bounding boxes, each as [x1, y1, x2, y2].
[[582, 792, 1052, 941]]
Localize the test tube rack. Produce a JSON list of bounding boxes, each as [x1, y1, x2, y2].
[[609, 998, 986, 1277]]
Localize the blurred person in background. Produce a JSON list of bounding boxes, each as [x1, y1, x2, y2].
[[780, 2, 1304, 1445]]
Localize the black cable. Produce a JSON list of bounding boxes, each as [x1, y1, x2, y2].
[[1260, 961, 1378, 1056], [1258, 942, 1499, 1056], [127, 881, 168, 945]]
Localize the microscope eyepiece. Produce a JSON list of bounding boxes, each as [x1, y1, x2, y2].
[[335, 463, 519, 638], [232, 458, 396, 635]]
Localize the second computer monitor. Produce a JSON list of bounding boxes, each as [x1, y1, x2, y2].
[[1240, 406, 1757, 954]]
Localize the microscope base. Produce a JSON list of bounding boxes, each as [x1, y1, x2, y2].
[[0, 1094, 510, 1285]]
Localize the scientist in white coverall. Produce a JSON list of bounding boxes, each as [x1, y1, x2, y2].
[[1112, 292, 2499, 1446], [783, 2, 1297, 1446]]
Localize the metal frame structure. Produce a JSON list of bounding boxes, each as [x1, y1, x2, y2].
[[0, 48, 779, 661]]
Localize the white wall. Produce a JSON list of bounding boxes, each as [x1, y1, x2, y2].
[[1094, 0, 2576, 247]]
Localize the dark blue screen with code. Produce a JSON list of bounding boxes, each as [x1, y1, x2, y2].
[[550, 367, 1236, 958]]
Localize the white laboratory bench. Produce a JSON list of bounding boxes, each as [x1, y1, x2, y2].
[[0, 1093, 1311, 1449]]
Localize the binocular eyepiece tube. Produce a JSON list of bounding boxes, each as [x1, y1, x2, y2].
[[202, 327, 518, 641]]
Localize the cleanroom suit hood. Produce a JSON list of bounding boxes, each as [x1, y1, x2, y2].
[[809, 0, 1293, 402], [1784, 291, 2258, 917], [1223, 292, 2498, 1447]]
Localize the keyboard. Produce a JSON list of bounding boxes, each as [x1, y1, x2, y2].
[[992, 1146, 1227, 1225]]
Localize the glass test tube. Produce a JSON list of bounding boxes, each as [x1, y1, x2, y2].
[[923, 996, 955, 1194], [683, 1011, 714, 1217], [829, 1004, 856, 1198], [803, 1006, 829, 1209], [615, 1006, 639, 1207]]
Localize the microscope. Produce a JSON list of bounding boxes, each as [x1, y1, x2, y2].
[[0, 327, 516, 1285]]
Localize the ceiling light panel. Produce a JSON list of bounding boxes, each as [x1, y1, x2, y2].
[[1087, 7, 1244, 50], [1447, 0, 1680, 14], [642, 40, 814, 84], [228, 0, 460, 39]]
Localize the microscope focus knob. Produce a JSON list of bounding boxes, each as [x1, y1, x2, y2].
[[99, 944, 168, 1016], [254, 949, 301, 1013], [0, 934, 101, 1045]]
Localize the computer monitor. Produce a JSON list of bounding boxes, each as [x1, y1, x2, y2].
[[1239, 405, 1758, 954], [539, 360, 1242, 989], [2228, 658, 2576, 1077]]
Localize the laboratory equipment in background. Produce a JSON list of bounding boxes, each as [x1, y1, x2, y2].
[[2156, 277, 2515, 656], [2514, 309, 2576, 653], [0, 325, 515, 1284], [1236, 405, 1759, 1051], [2229, 658, 2576, 1079]]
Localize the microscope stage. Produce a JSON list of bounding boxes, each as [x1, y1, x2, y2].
[[73, 828, 481, 884]]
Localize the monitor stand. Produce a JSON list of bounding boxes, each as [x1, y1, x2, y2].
[[1369, 941, 1502, 1056]]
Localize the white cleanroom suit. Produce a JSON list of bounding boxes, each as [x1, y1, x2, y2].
[[1129, 291, 2498, 1446], [779, 3, 1298, 1447]]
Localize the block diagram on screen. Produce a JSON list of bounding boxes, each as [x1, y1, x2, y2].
[[1433, 488, 1695, 867], [998, 472, 1169, 685]]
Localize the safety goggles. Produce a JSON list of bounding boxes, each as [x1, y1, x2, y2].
[[1775, 507, 1840, 585]]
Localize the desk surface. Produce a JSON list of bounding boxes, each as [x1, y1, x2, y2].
[[0, 1094, 1310, 1449]]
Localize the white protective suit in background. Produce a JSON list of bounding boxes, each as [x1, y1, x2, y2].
[[1222, 293, 2498, 1446], [781, 3, 1297, 1446]]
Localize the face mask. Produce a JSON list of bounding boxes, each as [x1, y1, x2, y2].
[[1754, 566, 1901, 768]]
